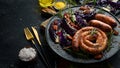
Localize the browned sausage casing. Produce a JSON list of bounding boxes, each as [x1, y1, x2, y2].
[[72, 31, 80, 51], [95, 13, 117, 28], [72, 27, 108, 55], [89, 20, 112, 32]]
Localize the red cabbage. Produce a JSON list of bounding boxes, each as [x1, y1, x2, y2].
[[59, 30, 71, 46], [61, 18, 77, 36]]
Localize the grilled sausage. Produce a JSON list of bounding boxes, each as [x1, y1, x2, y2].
[[95, 13, 117, 28], [72, 27, 108, 55], [89, 20, 112, 32], [72, 30, 80, 51]]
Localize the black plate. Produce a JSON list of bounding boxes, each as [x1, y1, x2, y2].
[[45, 6, 120, 63]]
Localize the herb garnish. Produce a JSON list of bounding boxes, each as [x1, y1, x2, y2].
[[90, 28, 97, 36], [65, 0, 77, 6], [106, 31, 114, 52], [57, 9, 64, 18], [65, 48, 90, 59]]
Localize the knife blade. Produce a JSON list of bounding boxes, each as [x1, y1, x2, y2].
[[31, 26, 42, 45]]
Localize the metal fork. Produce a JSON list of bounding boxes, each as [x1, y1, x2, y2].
[[24, 27, 35, 44], [24, 27, 51, 68]]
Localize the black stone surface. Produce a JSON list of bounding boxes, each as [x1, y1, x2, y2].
[[0, 0, 56, 68]]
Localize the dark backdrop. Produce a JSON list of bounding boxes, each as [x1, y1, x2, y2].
[[0, 0, 52, 68], [0, 0, 120, 68]]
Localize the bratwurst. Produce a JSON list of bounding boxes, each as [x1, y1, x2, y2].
[[72, 27, 108, 55], [95, 13, 117, 28], [89, 20, 112, 32]]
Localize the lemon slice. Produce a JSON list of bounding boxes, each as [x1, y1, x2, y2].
[[54, 1, 66, 10], [39, 0, 54, 7]]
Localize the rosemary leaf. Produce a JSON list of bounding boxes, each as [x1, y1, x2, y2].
[[83, 0, 97, 6], [65, 0, 77, 6], [90, 28, 97, 36], [106, 31, 114, 52], [93, 0, 97, 6], [57, 9, 63, 18], [65, 48, 89, 59]]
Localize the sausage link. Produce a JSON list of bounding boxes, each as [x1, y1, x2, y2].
[[72, 31, 80, 51], [89, 20, 112, 32], [95, 13, 117, 28]]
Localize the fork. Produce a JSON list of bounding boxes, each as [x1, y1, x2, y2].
[[24, 27, 51, 68]]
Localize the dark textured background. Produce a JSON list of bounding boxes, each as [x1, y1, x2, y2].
[[0, 0, 56, 68], [0, 0, 120, 68]]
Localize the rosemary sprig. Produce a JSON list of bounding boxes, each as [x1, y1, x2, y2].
[[57, 9, 63, 18], [106, 31, 114, 52], [83, 0, 90, 5], [83, 0, 97, 6], [68, 8, 76, 23], [65, 0, 77, 6], [65, 48, 89, 59], [93, 0, 97, 6], [90, 28, 97, 36]]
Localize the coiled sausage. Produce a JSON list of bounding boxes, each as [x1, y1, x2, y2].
[[72, 27, 108, 55]]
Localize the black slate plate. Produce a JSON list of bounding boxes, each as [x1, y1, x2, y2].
[[45, 6, 120, 63]]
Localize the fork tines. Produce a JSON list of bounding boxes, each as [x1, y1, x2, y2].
[[24, 27, 34, 40]]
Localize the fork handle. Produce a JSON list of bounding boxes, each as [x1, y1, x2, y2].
[[31, 40, 51, 68]]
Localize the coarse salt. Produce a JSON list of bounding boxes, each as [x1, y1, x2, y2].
[[19, 47, 37, 61]]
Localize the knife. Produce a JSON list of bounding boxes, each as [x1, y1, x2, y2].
[[31, 27, 42, 45], [31, 26, 53, 68]]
